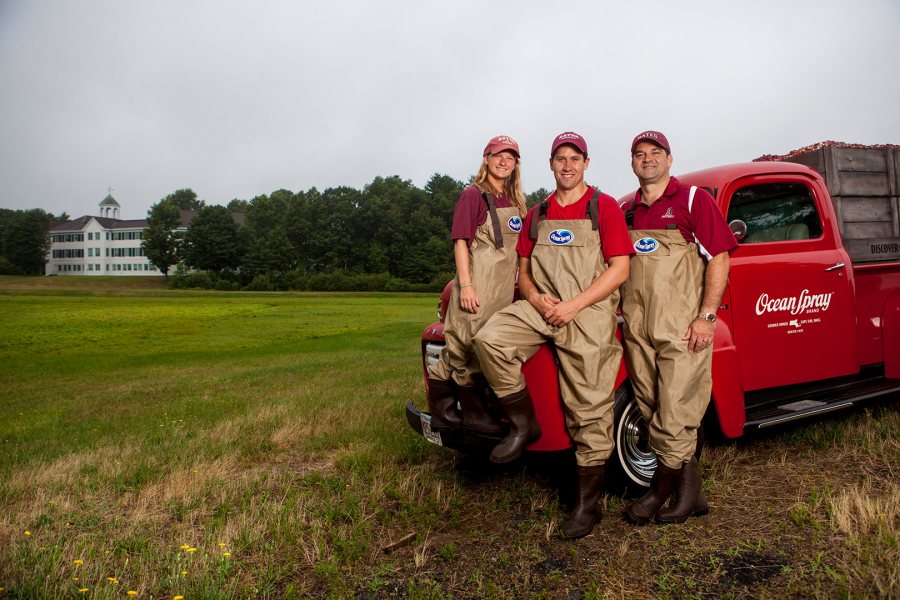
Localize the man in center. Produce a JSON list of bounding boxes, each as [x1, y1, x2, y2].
[[474, 132, 633, 539]]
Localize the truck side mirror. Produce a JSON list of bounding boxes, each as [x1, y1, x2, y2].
[[729, 219, 748, 241]]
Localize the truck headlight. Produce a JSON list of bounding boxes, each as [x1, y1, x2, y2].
[[425, 342, 444, 368]]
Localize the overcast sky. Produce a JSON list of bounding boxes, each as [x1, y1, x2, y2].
[[1, 1, 898, 219]]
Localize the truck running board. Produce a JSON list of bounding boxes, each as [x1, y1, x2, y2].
[[743, 369, 900, 430]]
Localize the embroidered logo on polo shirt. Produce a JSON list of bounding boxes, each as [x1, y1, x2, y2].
[[663, 207, 674, 219], [507, 216, 522, 232], [634, 237, 659, 253], [549, 229, 574, 245]]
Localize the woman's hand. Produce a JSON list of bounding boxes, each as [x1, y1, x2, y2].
[[460, 284, 480, 314]]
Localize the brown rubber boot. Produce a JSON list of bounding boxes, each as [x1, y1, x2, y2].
[[656, 457, 709, 524], [560, 465, 605, 539], [625, 461, 680, 525], [426, 378, 461, 431], [457, 386, 505, 434], [489, 388, 541, 464]]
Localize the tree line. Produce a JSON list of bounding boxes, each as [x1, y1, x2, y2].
[[1, 175, 551, 289], [146, 176, 550, 291]]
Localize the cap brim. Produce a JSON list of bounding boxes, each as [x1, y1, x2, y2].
[[487, 145, 520, 157]]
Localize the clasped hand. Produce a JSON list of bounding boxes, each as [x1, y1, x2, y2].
[[530, 293, 577, 328]]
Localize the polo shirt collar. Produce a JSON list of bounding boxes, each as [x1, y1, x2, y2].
[[635, 176, 680, 206]]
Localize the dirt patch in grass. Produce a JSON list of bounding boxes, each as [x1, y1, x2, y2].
[[0, 274, 171, 293]]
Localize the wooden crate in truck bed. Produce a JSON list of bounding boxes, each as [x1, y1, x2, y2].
[[782, 145, 900, 263]]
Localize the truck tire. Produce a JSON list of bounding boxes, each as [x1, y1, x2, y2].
[[611, 384, 655, 490]]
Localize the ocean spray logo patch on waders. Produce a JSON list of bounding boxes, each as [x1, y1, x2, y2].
[[549, 229, 574, 245], [634, 237, 659, 253], [507, 216, 523, 232]]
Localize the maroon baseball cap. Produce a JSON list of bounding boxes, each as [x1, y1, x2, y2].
[[483, 135, 520, 157], [631, 130, 671, 154], [551, 131, 588, 157]]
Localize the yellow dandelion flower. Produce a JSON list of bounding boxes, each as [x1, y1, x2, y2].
[[127, 591, 138, 596], [24, 530, 31, 536], [180, 570, 188, 576], [74, 577, 80, 582], [179, 544, 190, 550], [186, 547, 196, 553], [174, 596, 184, 600], [74, 559, 84, 565], [107, 576, 118, 583], [223, 552, 231, 557], [79, 589, 89, 594], [218, 542, 226, 547]]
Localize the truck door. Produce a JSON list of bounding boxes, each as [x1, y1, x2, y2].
[[722, 174, 859, 391]]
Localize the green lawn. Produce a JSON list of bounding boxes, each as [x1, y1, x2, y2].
[[0, 282, 445, 598]]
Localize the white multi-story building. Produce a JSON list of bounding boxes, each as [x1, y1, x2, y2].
[[46, 194, 194, 276]]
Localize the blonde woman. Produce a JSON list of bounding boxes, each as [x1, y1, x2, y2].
[[427, 135, 527, 433]]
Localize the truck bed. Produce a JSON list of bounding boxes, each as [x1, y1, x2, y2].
[[779, 145, 900, 263]]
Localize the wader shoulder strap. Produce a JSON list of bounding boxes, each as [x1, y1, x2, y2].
[[481, 192, 504, 249], [529, 199, 550, 240], [588, 189, 600, 231]]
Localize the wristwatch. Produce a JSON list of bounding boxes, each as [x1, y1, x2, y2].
[[698, 312, 716, 323]]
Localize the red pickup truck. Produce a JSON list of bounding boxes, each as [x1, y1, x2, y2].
[[407, 143, 900, 487]]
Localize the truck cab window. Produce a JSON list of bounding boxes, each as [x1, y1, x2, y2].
[[727, 182, 823, 244]]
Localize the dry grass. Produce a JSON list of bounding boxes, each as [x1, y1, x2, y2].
[[830, 481, 900, 537]]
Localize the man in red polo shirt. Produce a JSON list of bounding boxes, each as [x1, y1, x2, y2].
[[620, 130, 737, 525], [474, 132, 633, 539]]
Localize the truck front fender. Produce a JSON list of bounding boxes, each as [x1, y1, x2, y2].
[[711, 320, 746, 438], [883, 289, 900, 379]]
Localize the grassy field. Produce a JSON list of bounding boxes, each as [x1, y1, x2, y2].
[[0, 276, 897, 599]]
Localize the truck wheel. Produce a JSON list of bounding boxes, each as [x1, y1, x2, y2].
[[611, 384, 655, 489]]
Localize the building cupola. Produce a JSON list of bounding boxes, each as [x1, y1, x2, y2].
[[99, 192, 120, 219]]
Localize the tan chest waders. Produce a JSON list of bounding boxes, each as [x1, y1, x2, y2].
[[428, 194, 521, 386], [621, 217, 712, 468], [474, 192, 622, 467]]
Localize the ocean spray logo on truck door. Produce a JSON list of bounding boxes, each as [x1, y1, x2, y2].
[[755, 289, 834, 316], [634, 237, 659, 254], [507, 216, 522, 232], [549, 229, 574, 245]]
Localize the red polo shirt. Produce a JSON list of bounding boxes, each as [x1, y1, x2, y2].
[[517, 187, 635, 262], [623, 176, 737, 259], [451, 185, 514, 243]]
